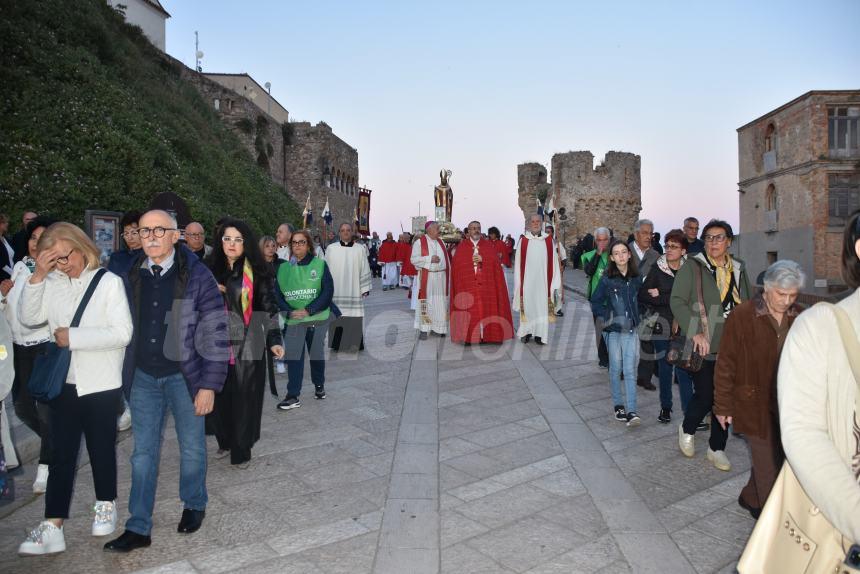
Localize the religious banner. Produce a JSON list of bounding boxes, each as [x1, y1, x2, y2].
[[411, 216, 427, 236], [357, 188, 371, 236]]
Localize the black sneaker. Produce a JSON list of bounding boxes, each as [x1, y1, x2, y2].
[[696, 421, 709, 432], [614, 405, 627, 421], [626, 412, 641, 427], [277, 396, 301, 410], [658, 408, 672, 424], [314, 387, 326, 400]]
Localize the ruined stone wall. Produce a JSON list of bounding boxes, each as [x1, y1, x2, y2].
[[175, 55, 360, 234], [517, 162, 548, 228], [518, 151, 641, 245], [285, 121, 359, 234]]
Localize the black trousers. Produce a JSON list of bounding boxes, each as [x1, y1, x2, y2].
[[329, 316, 364, 352], [637, 338, 659, 382], [212, 364, 265, 465], [12, 343, 53, 465], [681, 359, 728, 451], [45, 385, 121, 519]]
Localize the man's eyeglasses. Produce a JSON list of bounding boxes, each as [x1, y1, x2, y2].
[[703, 234, 728, 243], [186, 233, 204, 239], [222, 236, 244, 244], [138, 227, 176, 239], [55, 249, 74, 265], [291, 240, 308, 246]]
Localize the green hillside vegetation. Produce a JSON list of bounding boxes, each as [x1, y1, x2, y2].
[[0, 0, 300, 234]]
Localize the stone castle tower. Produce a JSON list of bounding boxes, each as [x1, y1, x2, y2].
[[518, 151, 641, 244]]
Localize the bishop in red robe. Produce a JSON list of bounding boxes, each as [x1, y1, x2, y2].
[[450, 221, 514, 344]]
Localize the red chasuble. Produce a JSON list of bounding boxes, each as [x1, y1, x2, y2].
[[450, 238, 514, 344], [490, 238, 512, 268], [397, 241, 416, 276], [378, 239, 398, 263]]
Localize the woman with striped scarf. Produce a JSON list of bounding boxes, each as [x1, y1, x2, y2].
[[208, 219, 284, 467]]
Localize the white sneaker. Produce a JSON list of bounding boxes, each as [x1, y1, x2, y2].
[[117, 407, 132, 432], [33, 464, 49, 494], [92, 500, 117, 536], [18, 521, 66, 555], [276, 361, 286, 374], [678, 425, 695, 458], [707, 448, 732, 471]]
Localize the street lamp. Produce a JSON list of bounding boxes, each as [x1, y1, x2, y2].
[[264, 81, 271, 116]]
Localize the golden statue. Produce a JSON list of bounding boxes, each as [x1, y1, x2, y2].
[[432, 169, 460, 242]]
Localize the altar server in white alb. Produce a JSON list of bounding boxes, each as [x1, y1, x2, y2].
[[513, 214, 562, 345], [325, 222, 372, 352], [411, 221, 450, 340]]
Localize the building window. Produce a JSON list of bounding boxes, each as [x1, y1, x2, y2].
[[767, 251, 778, 266], [828, 173, 860, 227], [764, 123, 775, 152], [765, 184, 778, 211], [214, 98, 220, 111], [828, 107, 860, 152]]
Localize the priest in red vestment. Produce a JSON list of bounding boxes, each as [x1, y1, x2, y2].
[[396, 233, 416, 291], [488, 226, 512, 268], [378, 232, 399, 291], [450, 221, 514, 344]]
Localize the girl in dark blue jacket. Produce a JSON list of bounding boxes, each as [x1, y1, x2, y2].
[[591, 240, 643, 427]]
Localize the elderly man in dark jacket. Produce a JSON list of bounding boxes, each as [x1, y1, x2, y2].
[[629, 219, 660, 391], [105, 210, 229, 553], [713, 260, 805, 519]]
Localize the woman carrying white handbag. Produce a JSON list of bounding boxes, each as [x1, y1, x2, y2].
[[739, 210, 860, 573]]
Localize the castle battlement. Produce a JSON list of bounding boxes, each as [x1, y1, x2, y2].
[[518, 151, 641, 245]]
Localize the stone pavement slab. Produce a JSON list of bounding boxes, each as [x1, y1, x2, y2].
[[0, 274, 755, 573]]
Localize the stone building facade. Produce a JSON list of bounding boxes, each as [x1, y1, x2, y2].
[[518, 151, 641, 246], [286, 121, 360, 233], [174, 57, 360, 231], [736, 90, 860, 291]]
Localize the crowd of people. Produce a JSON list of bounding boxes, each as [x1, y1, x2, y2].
[[0, 205, 857, 564]]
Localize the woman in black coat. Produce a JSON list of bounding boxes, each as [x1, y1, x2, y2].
[[209, 219, 284, 466]]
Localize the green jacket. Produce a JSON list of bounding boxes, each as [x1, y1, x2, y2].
[[581, 249, 609, 300], [669, 252, 752, 356]]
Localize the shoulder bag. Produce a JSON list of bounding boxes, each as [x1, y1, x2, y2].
[[665, 264, 707, 373], [28, 268, 107, 403], [737, 303, 860, 574]]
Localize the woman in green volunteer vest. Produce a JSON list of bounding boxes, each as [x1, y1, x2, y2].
[[275, 230, 339, 411]]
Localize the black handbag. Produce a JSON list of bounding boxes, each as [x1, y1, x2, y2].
[[665, 265, 708, 373], [28, 269, 107, 402]]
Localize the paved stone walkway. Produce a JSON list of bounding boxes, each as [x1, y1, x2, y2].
[[0, 270, 755, 573]]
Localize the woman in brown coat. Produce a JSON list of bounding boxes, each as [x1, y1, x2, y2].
[[713, 260, 805, 519]]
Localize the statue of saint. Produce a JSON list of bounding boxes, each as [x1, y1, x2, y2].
[[434, 169, 453, 222]]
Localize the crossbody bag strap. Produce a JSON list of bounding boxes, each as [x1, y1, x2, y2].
[[695, 264, 710, 341], [70, 268, 107, 328], [824, 303, 860, 391]]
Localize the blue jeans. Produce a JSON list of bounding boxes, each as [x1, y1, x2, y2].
[[284, 324, 326, 398], [676, 367, 694, 415], [126, 369, 208, 536], [652, 338, 694, 413], [604, 331, 639, 413]]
